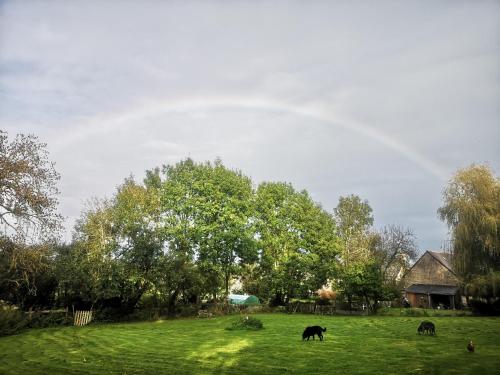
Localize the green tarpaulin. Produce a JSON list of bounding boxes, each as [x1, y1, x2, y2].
[[228, 294, 260, 305]]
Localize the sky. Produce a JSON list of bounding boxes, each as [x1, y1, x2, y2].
[[1, 1, 499, 251]]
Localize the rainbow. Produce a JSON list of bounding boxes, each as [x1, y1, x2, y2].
[[51, 95, 447, 180]]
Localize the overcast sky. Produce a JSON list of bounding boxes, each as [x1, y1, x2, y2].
[[1, 1, 499, 251]]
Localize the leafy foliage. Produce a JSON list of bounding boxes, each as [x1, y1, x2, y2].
[[0, 237, 56, 308], [159, 159, 256, 296], [0, 131, 62, 305], [465, 271, 500, 301], [226, 315, 264, 330], [334, 195, 374, 265], [0, 131, 61, 242], [246, 182, 339, 304], [64, 159, 259, 312], [0, 307, 71, 337], [438, 164, 500, 279], [336, 261, 384, 310]]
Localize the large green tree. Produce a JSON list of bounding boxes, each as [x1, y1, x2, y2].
[[333, 195, 374, 265], [158, 159, 256, 299], [66, 199, 123, 309], [69, 178, 164, 311], [337, 261, 384, 311], [148, 163, 204, 311], [112, 178, 164, 310], [438, 164, 500, 280], [69, 159, 256, 312], [249, 182, 339, 304]]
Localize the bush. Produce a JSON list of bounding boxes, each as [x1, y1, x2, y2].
[[177, 305, 198, 317], [0, 303, 71, 337], [0, 308, 27, 336], [469, 299, 500, 316], [316, 288, 337, 305], [403, 308, 429, 317], [27, 311, 71, 328], [94, 307, 169, 323], [226, 316, 263, 331], [376, 307, 471, 317]]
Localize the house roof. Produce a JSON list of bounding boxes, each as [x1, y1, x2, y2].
[[405, 250, 455, 277], [427, 251, 454, 274], [406, 284, 459, 295]]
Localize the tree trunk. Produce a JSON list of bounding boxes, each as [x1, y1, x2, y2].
[[167, 290, 179, 317], [225, 272, 230, 297]]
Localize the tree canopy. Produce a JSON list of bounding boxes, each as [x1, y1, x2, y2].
[[0, 135, 430, 315], [0, 131, 61, 242], [249, 182, 339, 304], [0, 131, 61, 307], [158, 159, 256, 298], [438, 164, 500, 280], [334, 194, 374, 265]]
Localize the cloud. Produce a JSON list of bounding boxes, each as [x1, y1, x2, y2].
[[0, 0, 499, 250]]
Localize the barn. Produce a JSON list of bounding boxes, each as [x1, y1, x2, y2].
[[403, 251, 460, 309]]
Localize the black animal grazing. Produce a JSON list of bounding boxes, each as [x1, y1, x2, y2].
[[467, 340, 475, 353], [302, 326, 327, 341], [417, 321, 436, 335]]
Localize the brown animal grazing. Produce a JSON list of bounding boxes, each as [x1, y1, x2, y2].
[[302, 326, 327, 341], [417, 321, 435, 335], [467, 340, 475, 353]]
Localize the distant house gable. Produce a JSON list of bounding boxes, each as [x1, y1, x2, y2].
[[403, 251, 460, 309], [403, 250, 458, 288], [427, 251, 454, 275]]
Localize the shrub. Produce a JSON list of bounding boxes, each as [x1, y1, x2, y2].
[[178, 305, 198, 317], [469, 299, 500, 316], [226, 316, 263, 331], [0, 308, 27, 336], [0, 303, 71, 337], [27, 311, 71, 328], [376, 307, 472, 317], [316, 288, 337, 304], [404, 308, 429, 317]]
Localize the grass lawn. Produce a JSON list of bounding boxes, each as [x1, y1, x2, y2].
[[1, 314, 499, 375]]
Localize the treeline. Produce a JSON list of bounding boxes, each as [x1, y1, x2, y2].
[[0, 131, 418, 315], [3, 158, 413, 314], [1, 131, 498, 317]]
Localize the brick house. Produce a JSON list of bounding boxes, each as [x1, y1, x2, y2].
[[403, 251, 460, 309]]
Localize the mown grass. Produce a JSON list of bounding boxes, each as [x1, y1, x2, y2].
[[0, 314, 499, 375]]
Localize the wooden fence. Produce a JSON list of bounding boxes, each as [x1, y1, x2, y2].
[[74, 310, 93, 326]]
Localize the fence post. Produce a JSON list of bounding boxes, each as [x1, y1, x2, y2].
[[74, 310, 93, 326]]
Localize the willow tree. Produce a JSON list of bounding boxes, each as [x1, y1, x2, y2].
[[438, 164, 500, 281]]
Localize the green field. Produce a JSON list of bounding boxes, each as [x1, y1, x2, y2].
[[1, 314, 499, 375]]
